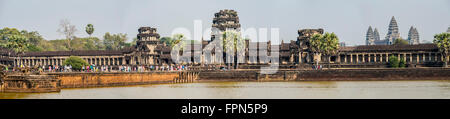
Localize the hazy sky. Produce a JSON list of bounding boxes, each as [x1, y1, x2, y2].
[[0, 0, 449, 46]]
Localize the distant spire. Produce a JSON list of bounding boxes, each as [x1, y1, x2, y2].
[[408, 26, 420, 45], [385, 16, 400, 45], [408, 26, 414, 44], [414, 27, 419, 44], [366, 26, 375, 45]]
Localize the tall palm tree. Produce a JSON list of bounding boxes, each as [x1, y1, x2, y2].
[[221, 31, 244, 70], [433, 32, 450, 67]]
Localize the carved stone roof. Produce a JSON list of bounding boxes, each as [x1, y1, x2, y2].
[[0, 47, 13, 56], [20, 50, 129, 57], [138, 27, 157, 33], [339, 44, 438, 52], [155, 45, 171, 52], [280, 43, 290, 51]]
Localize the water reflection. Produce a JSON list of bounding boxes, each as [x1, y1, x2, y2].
[[1, 80, 450, 99]]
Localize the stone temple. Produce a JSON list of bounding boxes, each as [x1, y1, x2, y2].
[[0, 10, 449, 69], [366, 16, 420, 45], [366, 26, 375, 45], [384, 16, 401, 45]]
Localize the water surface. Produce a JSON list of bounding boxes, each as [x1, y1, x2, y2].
[[1, 80, 450, 99]]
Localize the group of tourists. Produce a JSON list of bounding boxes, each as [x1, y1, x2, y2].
[[118, 65, 189, 72], [6, 64, 195, 73], [39, 65, 73, 72]]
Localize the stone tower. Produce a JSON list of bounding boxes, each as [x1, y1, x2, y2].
[[366, 26, 375, 45], [447, 27, 450, 32], [135, 27, 161, 65], [136, 27, 160, 53], [373, 28, 380, 41], [385, 16, 400, 45], [211, 9, 241, 41], [408, 26, 420, 45], [297, 28, 324, 63]]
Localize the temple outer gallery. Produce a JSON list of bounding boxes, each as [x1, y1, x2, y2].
[[0, 9, 448, 69]]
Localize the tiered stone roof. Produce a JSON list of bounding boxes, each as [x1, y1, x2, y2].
[[408, 26, 420, 45], [373, 28, 380, 41], [212, 9, 241, 31], [339, 44, 438, 52], [366, 26, 374, 45], [384, 16, 400, 45]]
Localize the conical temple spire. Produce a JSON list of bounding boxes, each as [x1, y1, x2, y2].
[[408, 26, 420, 45], [366, 26, 375, 45], [373, 28, 380, 41], [390, 16, 397, 25], [385, 16, 400, 45]]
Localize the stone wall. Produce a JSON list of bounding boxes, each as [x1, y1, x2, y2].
[[49, 72, 195, 88], [296, 68, 450, 81], [1, 75, 60, 93], [198, 68, 450, 81]]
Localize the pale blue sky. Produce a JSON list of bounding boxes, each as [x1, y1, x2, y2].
[[0, 0, 449, 46]]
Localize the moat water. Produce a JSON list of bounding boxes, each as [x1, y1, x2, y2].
[[1, 80, 450, 99]]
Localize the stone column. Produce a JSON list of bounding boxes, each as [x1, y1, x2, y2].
[[355, 54, 359, 63], [409, 53, 412, 63], [374, 54, 378, 63], [362, 54, 365, 63], [299, 52, 302, 63], [422, 53, 425, 62], [337, 55, 341, 63], [113, 58, 116, 65], [416, 54, 419, 63], [122, 57, 126, 65], [428, 53, 432, 61], [344, 55, 347, 63], [350, 54, 353, 63]]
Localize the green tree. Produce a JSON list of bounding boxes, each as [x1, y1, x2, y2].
[[2, 35, 30, 67], [124, 37, 137, 47], [388, 56, 399, 68], [393, 38, 408, 45], [321, 32, 340, 68], [85, 24, 94, 37], [309, 34, 322, 67], [1, 27, 45, 51], [433, 32, 450, 67], [160, 37, 173, 46], [48, 39, 70, 51], [63, 56, 88, 71], [309, 32, 340, 69], [399, 58, 406, 68], [71, 37, 103, 50], [171, 34, 186, 48], [103, 32, 127, 50]]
